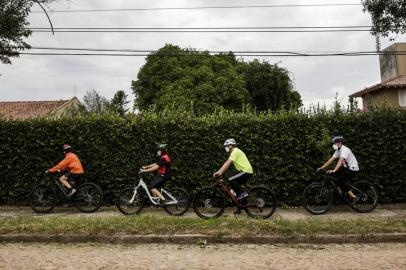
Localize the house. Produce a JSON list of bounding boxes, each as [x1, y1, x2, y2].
[[350, 43, 406, 110], [0, 97, 82, 120]]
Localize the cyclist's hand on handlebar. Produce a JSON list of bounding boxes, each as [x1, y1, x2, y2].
[[327, 170, 334, 174], [316, 168, 323, 173], [44, 170, 49, 175], [213, 172, 220, 178], [139, 169, 146, 174]]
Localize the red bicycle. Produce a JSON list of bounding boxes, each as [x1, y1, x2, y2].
[[192, 176, 276, 219]]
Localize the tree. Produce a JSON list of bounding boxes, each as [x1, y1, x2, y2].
[[83, 89, 110, 114], [0, 0, 53, 64], [109, 90, 129, 116], [362, 0, 406, 37], [132, 44, 249, 114], [242, 60, 302, 112]]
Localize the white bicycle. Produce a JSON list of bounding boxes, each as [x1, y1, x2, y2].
[[116, 172, 190, 216]]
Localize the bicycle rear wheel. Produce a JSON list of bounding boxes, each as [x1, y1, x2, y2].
[[163, 188, 190, 216], [244, 186, 277, 219], [73, 182, 103, 213], [116, 187, 145, 215], [193, 187, 225, 219], [303, 182, 334, 215], [29, 184, 56, 213], [351, 181, 379, 213]]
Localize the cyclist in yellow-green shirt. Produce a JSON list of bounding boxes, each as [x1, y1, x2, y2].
[[213, 139, 253, 202]]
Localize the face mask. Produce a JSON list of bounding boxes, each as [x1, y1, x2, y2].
[[157, 150, 162, 156], [225, 146, 230, 153], [333, 144, 338, 151]]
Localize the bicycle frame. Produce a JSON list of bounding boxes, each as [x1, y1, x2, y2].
[[319, 172, 363, 202], [128, 177, 178, 205], [213, 177, 244, 208]]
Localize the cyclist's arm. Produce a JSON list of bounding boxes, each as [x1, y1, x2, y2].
[[320, 156, 336, 170], [142, 163, 160, 173], [48, 157, 70, 173], [330, 157, 345, 173], [143, 164, 156, 169], [215, 159, 233, 176]]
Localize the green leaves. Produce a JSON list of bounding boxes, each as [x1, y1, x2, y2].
[[0, 109, 405, 205]]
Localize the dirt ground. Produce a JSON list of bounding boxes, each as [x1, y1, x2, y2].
[[0, 243, 405, 270]]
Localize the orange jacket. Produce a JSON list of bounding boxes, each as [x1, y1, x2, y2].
[[48, 152, 84, 174]]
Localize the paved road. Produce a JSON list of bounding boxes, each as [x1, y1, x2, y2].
[[0, 204, 405, 220], [1, 243, 405, 270]]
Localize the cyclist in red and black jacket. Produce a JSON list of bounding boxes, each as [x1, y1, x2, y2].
[[140, 144, 172, 205]]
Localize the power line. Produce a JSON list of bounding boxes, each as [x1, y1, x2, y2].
[[30, 3, 362, 13], [16, 51, 406, 57], [26, 26, 372, 33]]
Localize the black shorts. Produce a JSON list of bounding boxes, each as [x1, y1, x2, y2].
[[63, 172, 83, 184], [150, 175, 171, 189]]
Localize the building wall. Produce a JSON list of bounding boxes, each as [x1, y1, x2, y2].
[[380, 43, 406, 81], [362, 88, 399, 110]]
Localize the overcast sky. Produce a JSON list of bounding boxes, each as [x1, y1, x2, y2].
[[1, 0, 405, 109]]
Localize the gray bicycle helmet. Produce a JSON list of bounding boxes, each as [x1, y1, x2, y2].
[[331, 135, 344, 143], [223, 138, 237, 146]]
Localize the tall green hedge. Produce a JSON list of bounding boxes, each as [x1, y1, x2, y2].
[[1, 109, 405, 205]]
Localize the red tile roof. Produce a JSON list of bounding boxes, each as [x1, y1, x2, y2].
[[350, 75, 406, 98], [0, 98, 76, 120]]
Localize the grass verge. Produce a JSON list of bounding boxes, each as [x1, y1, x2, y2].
[[0, 215, 405, 236]]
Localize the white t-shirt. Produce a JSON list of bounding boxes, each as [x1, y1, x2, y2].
[[333, 145, 359, 171]]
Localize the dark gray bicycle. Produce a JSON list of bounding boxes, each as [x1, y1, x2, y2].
[[303, 169, 379, 215]]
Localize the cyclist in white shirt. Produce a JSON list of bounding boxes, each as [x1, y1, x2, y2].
[[318, 136, 360, 205]]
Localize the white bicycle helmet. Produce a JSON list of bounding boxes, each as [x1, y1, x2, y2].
[[223, 138, 237, 146]]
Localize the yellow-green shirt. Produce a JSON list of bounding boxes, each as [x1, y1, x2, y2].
[[228, 148, 253, 174]]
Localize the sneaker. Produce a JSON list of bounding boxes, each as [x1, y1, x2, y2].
[[350, 195, 361, 206], [236, 192, 248, 201], [67, 188, 77, 198]]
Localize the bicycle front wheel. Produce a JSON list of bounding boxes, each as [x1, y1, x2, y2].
[[351, 181, 379, 213], [116, 187, 144, 215], [193, 187, 225, 219], [73, 182, 104, 213], [163, 188, 190, 216], [303, 182, 334, 215], [244, 186, 277, 219], [29, 184, 56, 213]]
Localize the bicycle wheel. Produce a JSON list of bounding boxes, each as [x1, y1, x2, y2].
[[116, 187, 145, 215], [244, 186, 277, 219], [193, 187, 225, 219], [351, 181, 379, 213], [163, 188, 190, 216], [29, 184, 56, 213], [73, 182, 104, 213], [303, 182, 334, 215]]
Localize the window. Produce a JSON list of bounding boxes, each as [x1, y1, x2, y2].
[[399, 90, 406, 107]]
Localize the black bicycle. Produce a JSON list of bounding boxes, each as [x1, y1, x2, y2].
[[303, 169, 379, 215], [29, 172, 104, 213], [193, 176, 277, 219]]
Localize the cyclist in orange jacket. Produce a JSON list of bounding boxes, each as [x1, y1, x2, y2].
[[47, 144, 84, 197]]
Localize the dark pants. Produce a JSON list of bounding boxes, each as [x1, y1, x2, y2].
[[331, 167, 357, 193], [63, 172, 83, 186], [228, 172, 252, 195], [150, 175, 171, 189]]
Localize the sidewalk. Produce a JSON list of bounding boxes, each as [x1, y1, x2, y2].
[[0, 204, 405, 220]]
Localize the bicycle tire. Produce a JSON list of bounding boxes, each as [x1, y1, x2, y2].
[[29, 184, 56, 214], [244, 186, 277, 219], [193, 187, 225, 219], [351, 181, 379, 213], [163, 187, 190, 216], [303, 182, 334, 215], [116, 187, 145, 215], [73, 182, 104, 213]]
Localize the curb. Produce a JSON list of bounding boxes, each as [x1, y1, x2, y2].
[[1, 233, 406, 244]]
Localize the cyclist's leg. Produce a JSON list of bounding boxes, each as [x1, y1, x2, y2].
[[150, 176, 169, 200], [60, 173, 73, 189], [228, 172, 251, 196]]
